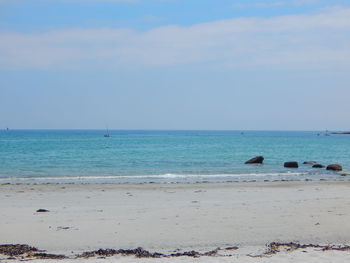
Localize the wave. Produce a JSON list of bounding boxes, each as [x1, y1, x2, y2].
[[0, 172, 310, 182]]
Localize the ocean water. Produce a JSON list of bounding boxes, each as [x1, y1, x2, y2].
[[0, 130, 349, 184]]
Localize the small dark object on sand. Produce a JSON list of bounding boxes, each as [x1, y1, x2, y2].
[[284, 162, 298, 168], [245, 156, 264, 164], [326, 164, 342, 171], [36, 209, 49, 213], [312, 164, 325, 168]]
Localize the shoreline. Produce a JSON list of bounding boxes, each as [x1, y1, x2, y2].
[[1, 175, 349, 186], [2, 181, 350, 262]]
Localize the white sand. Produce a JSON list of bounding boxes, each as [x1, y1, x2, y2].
[[1, 181, 350, 262]]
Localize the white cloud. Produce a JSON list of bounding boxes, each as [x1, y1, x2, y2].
[[232, 1, 286, 8], [292, 0, 324, 5], [232, 0, 326, 8], [1, 6, 350, 70]]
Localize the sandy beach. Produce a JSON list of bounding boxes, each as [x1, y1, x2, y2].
[[1, 181, 350, 262]]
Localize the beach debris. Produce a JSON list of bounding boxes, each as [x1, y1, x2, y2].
[[31, 253, 67, 259], [326, 164, 343, 171], [224, 246, 239, 251], [269, 242, 350, 254], [56, 226, 70, 231], [169, 248, 219, 257], [3, 242, 350, 260], [284, 162, 299, 168], [245, 156, 264, 164], [77, 247, 219, 258], [312, 164, 325, 168], [248, 242, 350, 258], [303, 161, 317, 165], [0, 244, 38, 256], [0, 244, 67, 259], [78, 247, 163, 258], [36, 209, 49, 213]]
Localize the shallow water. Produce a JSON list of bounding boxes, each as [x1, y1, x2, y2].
[[0, 130, 349, 183]]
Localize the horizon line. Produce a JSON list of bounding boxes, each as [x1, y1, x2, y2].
[[1, 128, 347, 132]]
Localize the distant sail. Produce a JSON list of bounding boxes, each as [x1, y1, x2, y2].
[[104, 127, 110, 137]]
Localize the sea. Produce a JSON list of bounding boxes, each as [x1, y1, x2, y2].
[[0, 130, 349, 184]]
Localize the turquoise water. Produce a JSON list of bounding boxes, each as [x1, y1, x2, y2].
[[0, 130, 349, 184]]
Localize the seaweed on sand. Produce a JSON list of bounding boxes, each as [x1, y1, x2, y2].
[[0, 244, 67, 259], [0, 244, 39, 256], [77, 247, 220, 258], [251, 242, 350, 257]]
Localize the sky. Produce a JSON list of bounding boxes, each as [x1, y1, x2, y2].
[[1, 0, 350, 130]]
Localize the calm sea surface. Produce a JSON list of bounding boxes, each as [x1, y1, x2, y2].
[[0, 130, 349, 184]]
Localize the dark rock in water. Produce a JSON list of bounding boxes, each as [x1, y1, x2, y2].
[[303, 161, 317, 165], [312, 164, 325, 168], [284, 162, 299, 168], [36, 209, 49, 213], [326, 164, 342, 171], [245, 156, 264, 164]]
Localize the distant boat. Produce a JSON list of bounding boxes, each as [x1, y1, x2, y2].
[[104, 128, 110, 137], [331, 131, 350, 135]]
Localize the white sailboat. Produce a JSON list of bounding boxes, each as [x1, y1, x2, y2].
[[104, 127, 110, 137]]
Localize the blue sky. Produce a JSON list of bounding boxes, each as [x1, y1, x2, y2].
[[1, 0, 350, 130], [1, 0, 350, 32]]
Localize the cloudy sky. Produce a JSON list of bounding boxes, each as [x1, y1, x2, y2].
[[1, 0, 350, 130]]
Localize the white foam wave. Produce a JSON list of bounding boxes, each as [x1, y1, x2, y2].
[[0, 172, 309, 181]]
